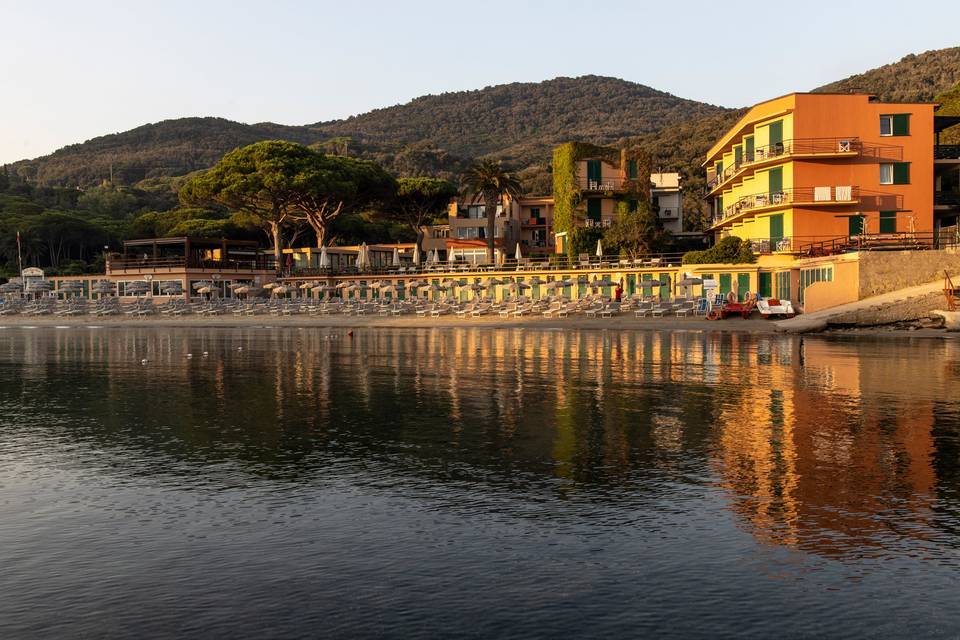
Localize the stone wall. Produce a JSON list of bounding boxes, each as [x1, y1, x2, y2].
[[829, 291, 943, 326], [857, 249, 960, 298]]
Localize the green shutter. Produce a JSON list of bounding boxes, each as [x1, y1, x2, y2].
[[893, 162, 910, 184], [745, 136, 755, 160], [658, 274, 670, 299], [734, 146, 743, 166], [719, 273, 732, 296], [586, 199, 601, 221], [586, 159, 602, 183], [759, 272, 772, 298], [769, 213, 784, 244], [892, 114, 910, 136], [848, 215, 864, 237], [767, 167, 783, 195], [716, 161, 723, 177], [768, 120, 783, 146], [737, 273, 751, 301], [879, 211, 897, 233], [628, 159, 638, 179]]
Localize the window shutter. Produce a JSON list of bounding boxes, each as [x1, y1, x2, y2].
[[627, 159, 638, 179], [892, 114, 910, 136], [893, 162, 910, 184], [879, 211, 897, 233]]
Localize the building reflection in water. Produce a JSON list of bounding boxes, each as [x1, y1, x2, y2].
[[1, 327, 958, 560]]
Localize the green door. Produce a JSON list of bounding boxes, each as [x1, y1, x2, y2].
[[745, 136, 755, 161], [734, 146, 743, 167], [769, 213, 784, 245], [719, 273, 732, 297], [586, 159, 602, 185], [658, 274, 670, 300], [587, 199, 601, 221], [848, 215, 864, 237], [767, 167, 783, 196], [737, 273, 751, 301], [626, 274, 636, 295], [879, 210, 897, 233], [768, 120, 784, 147], [759, 272, 772, 298]]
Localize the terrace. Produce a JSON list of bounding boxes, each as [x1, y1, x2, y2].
[[707, 137, 862, 193], [107, 237, 275, 274], [710, 186, 872, 228]]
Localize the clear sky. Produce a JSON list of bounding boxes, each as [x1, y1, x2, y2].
[[1, 0, 958, 164]]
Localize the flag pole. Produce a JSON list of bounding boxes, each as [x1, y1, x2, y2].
[[16, 230, 23, 278]]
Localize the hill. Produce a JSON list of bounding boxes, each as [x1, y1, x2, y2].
[[10, 76, 729, 188], [814, 47, 960, 101]]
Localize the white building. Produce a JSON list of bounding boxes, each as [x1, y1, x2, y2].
[[651, 172, 683, 234]]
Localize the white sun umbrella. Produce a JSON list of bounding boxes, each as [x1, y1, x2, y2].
[[412, 244, 421, 266], [318, 245, 330, 269], [596, 238, 604, 258], [263, 282, 278, 290], [514, 242, 522, 261], [391, 247, 400, 266], [355, 243, 368, 271], [271, 285, 289, 297]]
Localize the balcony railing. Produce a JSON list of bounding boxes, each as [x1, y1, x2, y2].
[[936, 191, 960, 206], [707, 137, 862, 191], [578, 175, 643, 192], [935, 145, 960, 160], [107, 256, 276, 273], [712, 186, 862, 225]]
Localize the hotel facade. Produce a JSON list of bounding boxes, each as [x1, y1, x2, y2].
[[705, 93, 936, 252]]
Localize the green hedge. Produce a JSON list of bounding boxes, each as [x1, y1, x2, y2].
[[682, 236, 756, 264]]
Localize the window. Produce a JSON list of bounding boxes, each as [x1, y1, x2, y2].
[[530, 207, 541, 222], [880, 163, 893, 185], [882, 162, 910, 184], [879, 210, 897, 233], [627, 159, 638, 180], [586, 199, 601, 221], [881, 114, 910, 136], [628, 199, 639, 213]]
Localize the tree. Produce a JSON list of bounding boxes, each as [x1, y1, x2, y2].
[[377, 177, 457, 255], [682, 236, 756, 264], [179, 140, 311, 271], [288, 155, 397, 248], [460, 160, 522, 262], [604, 201, 666, 259]]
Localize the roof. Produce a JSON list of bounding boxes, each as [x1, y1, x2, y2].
[[122, 237, 259, 248]]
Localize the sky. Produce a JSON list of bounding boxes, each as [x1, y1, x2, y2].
[[1, 0, 958, 164]]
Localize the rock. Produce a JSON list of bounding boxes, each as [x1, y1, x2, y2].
[[930, 310, 960, 331]]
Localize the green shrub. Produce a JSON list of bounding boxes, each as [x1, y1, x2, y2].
[[682, 236, 756, 264]]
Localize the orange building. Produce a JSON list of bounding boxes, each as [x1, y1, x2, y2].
[[705, 93, 935, 252]]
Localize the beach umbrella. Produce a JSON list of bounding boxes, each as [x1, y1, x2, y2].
[[57, 281, 85, 297], [391, 247, 400, 266], [0, 282, 22, 294], [263, 282, 278, 290], [271, 285, 289, 297], [514, 242, 522, 261], [595, 239, 604, 258], [355, 243, 369, 271], [234, 286, 251, 296], [123, 280, 149, 297], [412, 244, 421, 266], [319, 245, 330, 269], [91, 280, 115, 295], [161, 281, 183, 295], [448, 251, 457, 265]]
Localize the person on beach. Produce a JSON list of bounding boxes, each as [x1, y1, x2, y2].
[[614, 283, 623, 302]]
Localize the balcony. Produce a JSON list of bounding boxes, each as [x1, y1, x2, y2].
[[707, 137, 862, 193], [521, 217, 548, 228], [936, 191, 960, 207], [578, 175, 643, 193], [711, 186, 864, 228], [935, 145, 960, 160]]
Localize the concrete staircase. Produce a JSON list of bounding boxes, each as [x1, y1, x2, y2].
[[775, 273, 959, 333]]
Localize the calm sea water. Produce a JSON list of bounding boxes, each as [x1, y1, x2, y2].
[[1, 326, 959, 638]]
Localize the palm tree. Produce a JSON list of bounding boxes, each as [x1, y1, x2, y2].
[[461, 160, 523, 264]]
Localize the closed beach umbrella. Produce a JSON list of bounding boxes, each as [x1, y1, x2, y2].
[[515, 243, 522, 261], [596, 239, 604, 258], [392, 247, 400, 266], [412, 244, 421, 266], [319, 245, 330, 269]]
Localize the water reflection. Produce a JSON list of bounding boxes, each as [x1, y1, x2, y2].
[[1, 327, 959, 566]]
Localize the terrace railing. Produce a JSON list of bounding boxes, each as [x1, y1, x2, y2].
[[934, 144, 960, 160], [712, 186, 863, 225], [707, 137, 861, 191], [107, 256, 276, 273], [577, 175, 646, 192]]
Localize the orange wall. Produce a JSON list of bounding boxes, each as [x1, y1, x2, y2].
[[793, 94, 934, 234]]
